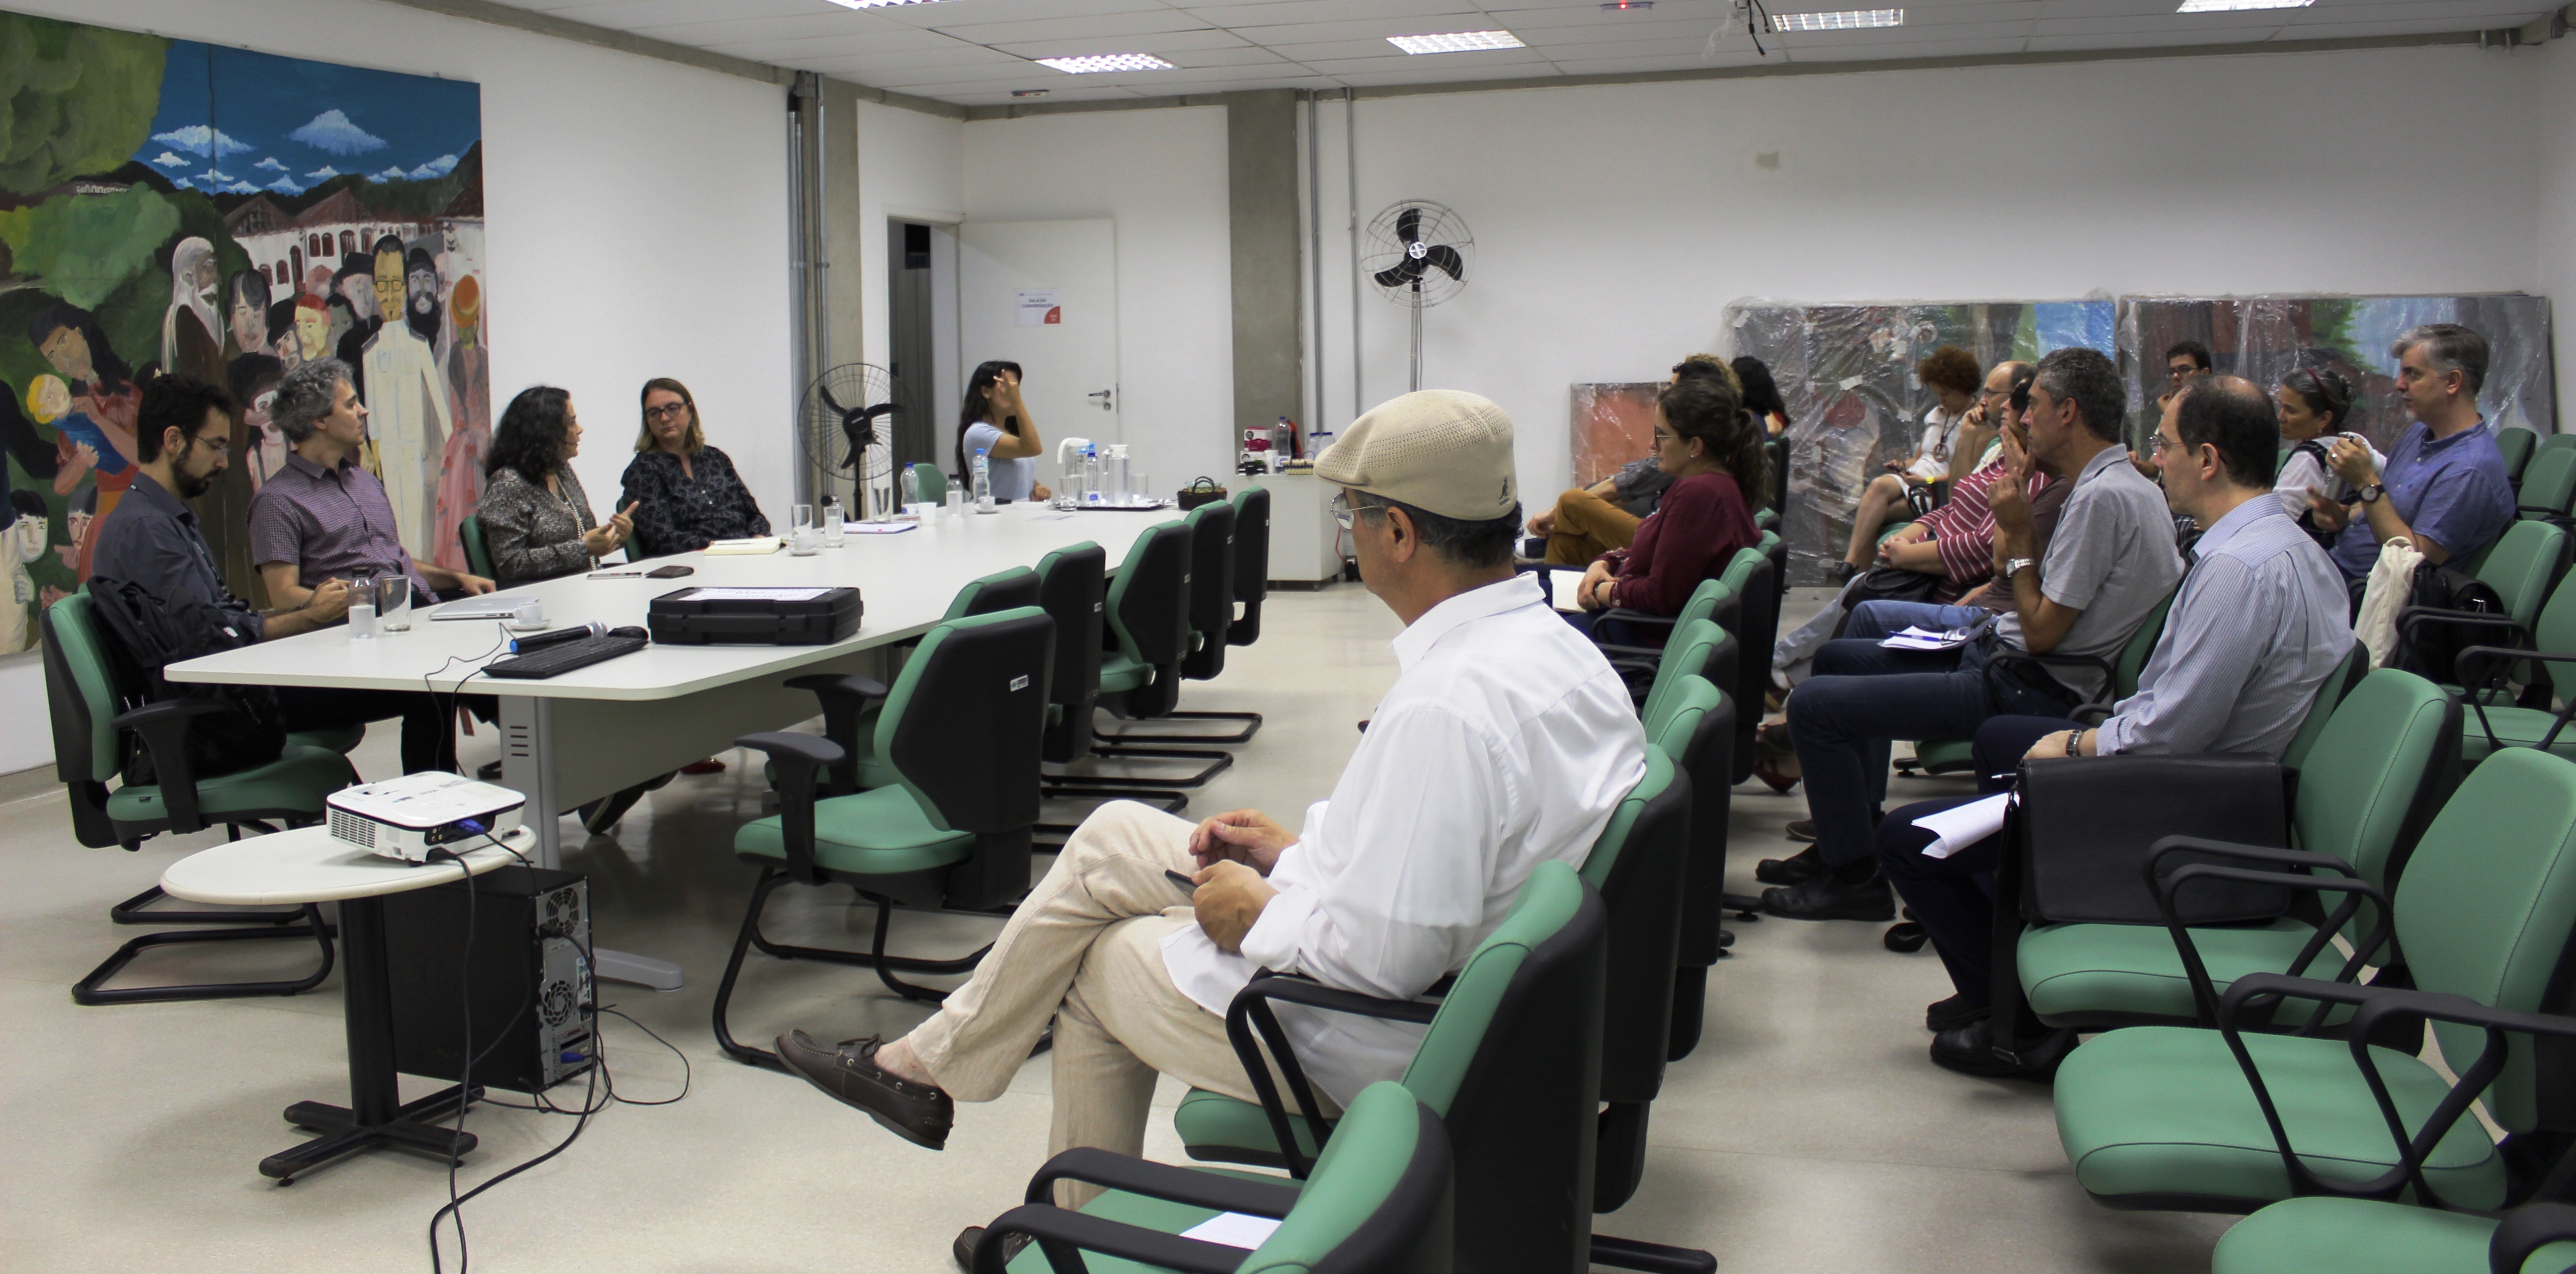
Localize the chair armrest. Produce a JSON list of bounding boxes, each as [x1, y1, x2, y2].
[[736, 731, 844, 884], [1222, 972, 1441, 1180], [783, 674, 889, 796], [1984, 647, 2116, 710], [110, 699, 232, 834], [2157, 863, 2391, 1031], [2397, 607, 2530, 666], [976, 1204, 1245, 1274], [2455, 646, 2576, 754], [1023, 1147, 1302, 1216], [2491, 1202, 2576, 1274], [1599, 608, 1674, 635], [1597, 644, 1662, 664]]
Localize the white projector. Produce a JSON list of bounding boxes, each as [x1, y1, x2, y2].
[[328, 772, 527, 863]]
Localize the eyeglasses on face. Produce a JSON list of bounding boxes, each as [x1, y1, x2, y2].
[[645, 402, 692, 421]]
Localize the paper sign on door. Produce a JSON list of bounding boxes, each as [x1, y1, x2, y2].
[[1016, 289, 1061, 326]]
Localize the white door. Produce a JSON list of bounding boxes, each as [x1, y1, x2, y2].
[[959, 219, 1119, 490]]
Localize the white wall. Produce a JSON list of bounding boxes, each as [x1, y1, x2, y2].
[[1299, 43, 2548, 505], [3, 0, 794, 775], [2538, 36, 2576, 435], [962, 107, 1237, 492]]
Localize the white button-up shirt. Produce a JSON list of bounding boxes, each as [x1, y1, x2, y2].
[[1161, 573, 1647, 1106]]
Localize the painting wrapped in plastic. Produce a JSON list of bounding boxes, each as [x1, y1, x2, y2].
[[0, 12, 485, 655]]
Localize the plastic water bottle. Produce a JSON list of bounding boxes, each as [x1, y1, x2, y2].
[[1081, 444, 1102, 505], [821, 494, 845, 546], [347, 576, 379, 640], [899, 465, 920, 515], [972, 447, 995, 513], [1106, 445, 1131, 506]]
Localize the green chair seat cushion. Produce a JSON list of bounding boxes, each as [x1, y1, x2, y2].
[[1001, 1167, 1292, 1274], [2054, 1026, 2505, 1210], [1906, 737, 1975, 774], [2019, 918, 2346, 1025], [1175, 1088, 1326, 1164], [103, 744, 353, 823], [1100, 651, 1152, 695], [2212, 1196, 2576, 1274], [2460, 706, 2576, 765], [734, 785, 973, 876], [286, 724, 368, 755]]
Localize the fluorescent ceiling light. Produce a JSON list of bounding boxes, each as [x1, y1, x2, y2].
[[2176, 0, 2313, 9], [825, 0, 948, 8], [1034, 53, 1175, 73], [1767, 8, 1904, 31], [1386, 30, 1526, 54]]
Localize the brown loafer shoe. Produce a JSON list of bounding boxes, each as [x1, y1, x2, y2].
[[954, 1226, 1033, 1271], [775, 1030, 953, 1150]]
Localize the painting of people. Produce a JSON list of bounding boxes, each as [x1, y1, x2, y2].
[[0, 11, 486, 653]]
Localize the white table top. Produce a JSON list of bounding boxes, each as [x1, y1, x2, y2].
[[161, 824, 539, 906], [164, 503, 1172, 700]]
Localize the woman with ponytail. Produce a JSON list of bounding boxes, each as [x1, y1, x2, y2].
[[1568, 373, 1767, 633], [2273, 366, 2379, 536]]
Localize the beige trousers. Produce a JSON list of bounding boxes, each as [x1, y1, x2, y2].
[[1545, 486, 1643, 565], [902, 801, 1330, 1204]]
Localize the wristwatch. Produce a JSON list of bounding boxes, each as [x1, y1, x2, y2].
[[2004, 557, 2038, 579], [2358, 483, 2385, 504], [2063, 730, 2082, 758]]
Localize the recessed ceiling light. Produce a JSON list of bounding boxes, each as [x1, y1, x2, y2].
[[2175, 0, 2313, 10], [1600, 1, 1654, 9], [1034, 53, 1176, 73], [825, 0, 949, 8], [1010, 88, 1049, 98], [1386, 30, 1526, 55], [1766, 8, 1905, 32]]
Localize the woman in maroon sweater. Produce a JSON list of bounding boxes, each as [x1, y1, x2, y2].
[[1569, 375, 1767, 639]]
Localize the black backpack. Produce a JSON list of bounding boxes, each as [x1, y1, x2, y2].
[[2398, 560, 2508, 687], [84, 575, 286, 784]]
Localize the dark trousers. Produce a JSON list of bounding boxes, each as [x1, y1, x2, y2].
[[1785, 609, 2078, 867], [276, 687, 479, 775], [1876, 715, 2073, 1004]]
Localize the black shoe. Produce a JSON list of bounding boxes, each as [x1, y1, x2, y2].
[[955, 1226, 1032, 1271], [1826, 561, 1859, 582], [1929, 1018, 2077, 1081], [775, 1030, 954, 1149], [1925, 994, 1988, 1033], [1761, 868, 1895, 921], [1783, 819, 1818, 843], [1756, 845, 1823, 884]]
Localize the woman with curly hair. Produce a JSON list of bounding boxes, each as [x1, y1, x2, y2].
[[1833, 345, 1984, 580]]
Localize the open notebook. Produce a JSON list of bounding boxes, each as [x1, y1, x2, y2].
[[704, 537, 783, 556]]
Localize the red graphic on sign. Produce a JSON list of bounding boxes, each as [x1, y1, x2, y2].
[[1044, 306, 1062, 324]]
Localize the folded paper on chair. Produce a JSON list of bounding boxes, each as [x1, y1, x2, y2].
[[1915, 792, 2011, 860], [1181, 1213, 1285, 1249], [1880, 625, 1977, 652]]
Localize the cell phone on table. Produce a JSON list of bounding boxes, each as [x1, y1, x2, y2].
[[1165, 869, 1199, 896], [589, 564, 695, 579]]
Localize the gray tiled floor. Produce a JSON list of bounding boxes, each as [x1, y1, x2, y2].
[[0, 583, 2234, 1272]]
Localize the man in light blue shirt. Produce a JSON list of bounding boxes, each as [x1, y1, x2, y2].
[[2317, 323, 2513, 582]]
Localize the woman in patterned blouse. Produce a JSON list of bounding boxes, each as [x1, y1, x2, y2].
[[621, 378, 770, 557], [477, 386, 636, 586]]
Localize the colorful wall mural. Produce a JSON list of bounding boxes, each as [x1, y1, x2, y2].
[[0, 11, 485, 654]]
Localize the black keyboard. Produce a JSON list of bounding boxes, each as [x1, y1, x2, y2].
[[483, 634, 650, 679]]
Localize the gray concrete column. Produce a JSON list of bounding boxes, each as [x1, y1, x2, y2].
[[1225, 89, 1304, 456]]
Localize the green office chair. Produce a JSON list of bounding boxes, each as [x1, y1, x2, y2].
[[1652, 674, 1735, 1061], [2496, 426, 2540, 487], [1898, 586, 2180, 779], [458, 514, 494, 581], [2518, 442, 2576, 522], [1226, 485, 1271, 646], [782, 567, 1040, 794], [1187, 861, 1610, 1274], [1036, 544, 1108, 766], [2279, 641, 2372, 774], [39, 592, 354, 1006], [2013, 669, 2458, 1032], [1046, 521, 1232, 792], [2051, 746, 2576, 1214], [971, 1081, 1452, 1274], [910, 462, 949, 507], [2451, 572, 2576, 767], [2212, 1196, 2576, 1274], [1109, 500, 1262, 747], [714, 606, 1054, 1065]]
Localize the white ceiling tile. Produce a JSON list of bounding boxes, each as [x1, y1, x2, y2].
[[988, 29, 1258, 58], [878, 0, 1173, 24], [548, 0, 852, 29], [1177, 0, 1474, 24], [2023, 27, 2275, 50], [920, 11, 1218, 43], [706, 28, 968, 59]]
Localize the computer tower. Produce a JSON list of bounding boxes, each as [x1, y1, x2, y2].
[[383, 865, 594, 1094]]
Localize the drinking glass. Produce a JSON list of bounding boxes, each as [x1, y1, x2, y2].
[[377, 574, 413, 632]]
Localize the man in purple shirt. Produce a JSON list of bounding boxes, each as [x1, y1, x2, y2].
[[248, 358, 492, 609], [2314, 323, 2515, 582]]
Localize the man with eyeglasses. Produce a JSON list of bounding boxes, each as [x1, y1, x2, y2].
[[2309, 323, 2513, 588], [92, 375, 463, 772]]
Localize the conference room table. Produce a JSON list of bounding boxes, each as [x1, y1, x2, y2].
[[165, 502, 1172, 991]]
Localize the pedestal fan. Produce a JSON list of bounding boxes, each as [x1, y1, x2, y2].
[[798, 363, 900, 519], [1362, 201, 1473, 392]]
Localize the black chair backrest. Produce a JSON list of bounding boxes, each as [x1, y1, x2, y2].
[[1229, 486, 1271, 646], [1182, 500, 1236, 680], [1730, 557, 1777, 783], [1593, 756, 1693, 1112], [1111, 521, 1195, 669], [956, 568, 1042, 618], [885, 607, 1054, 908], [1669, 684, 1738, 971], [1037, 543, 1107, 764]]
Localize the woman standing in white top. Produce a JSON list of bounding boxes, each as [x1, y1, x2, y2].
[[1833, 345, 1983, 580], [955, 360, 1050, 503], [2273, 366, 2379, 540]]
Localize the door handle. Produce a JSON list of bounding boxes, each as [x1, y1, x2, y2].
[[1088, 390, 1114, 409]]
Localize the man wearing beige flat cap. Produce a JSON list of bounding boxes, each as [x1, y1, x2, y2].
[[776, 389, 1646, 1266]]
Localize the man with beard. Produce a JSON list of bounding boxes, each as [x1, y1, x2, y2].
[[358, 236, 453, 556]]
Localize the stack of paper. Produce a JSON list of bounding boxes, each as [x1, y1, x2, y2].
[[1548, 572, 1587, 614], [704, 537, 782, 556], [1913, 792, 2012, 860], [1878, 625, 1978, 652]]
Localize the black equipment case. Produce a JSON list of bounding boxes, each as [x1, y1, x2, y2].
[[648, 586, 863, 645]]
